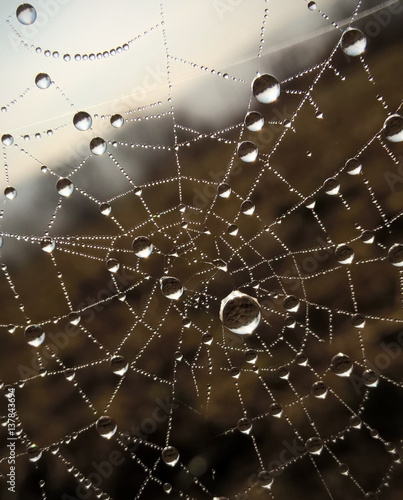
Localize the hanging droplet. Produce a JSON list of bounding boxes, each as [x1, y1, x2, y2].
[[96, 416, 117, 439], [258, 470, 274, 489], [349, 415, 362, 429], [237, 417, 252, 434], [106, 258, 120, 273], [27, 444, 42, 462], [65, 368, 75, 381], [241, 200, 255, 215], [110, 355, 129, 376], [340, 28, 367, 57], [227, 224, 238, 236], [35, 73, 51, 89], [245, 111, 264, 131], [73, 111, 92, 131], [283, 295, 300, 312], [351, 313, 365, 328], [339, 463, 349, 476], [25, 325, 45, 347], [269, 403, 283, 418], [311, 381, 328, 399], [278, 366, 289, 379], [161, 446, 179, 466], [345, 157, 362, 175], [252, 74, 280, 103], [1, 134, 14, 146], [132, 236, 153, 258], [388, 243, 403, 267], [40, 237, 55, 253], [237, 141, 258, 162], [330, 353, 353, 377], [335, 244, 354, 264], [90, 137, 107, 155], [160, 276, 184, 300], [100, 202, 112, 216], [230, 367, 240, 379], [362, 369, 379, 387], [219, 291, 261, 335], [202, 332, 213, 345], [306, 437, 323, 455], [323, 178, 340, 195], [110, 114, 124, 128], [68, 312, 81, 325], [361, 230, 374, 244], [16, 4, 37, 25], [383, 114, 403, 143], [56, 178, 74, 197], [295, 352, 308, 366], [307, 1, 317, 11], [217, 183, 231, 198], [4, 187, 17, 200], [245, 349, 258, 364], [163, 483, 172, 494]]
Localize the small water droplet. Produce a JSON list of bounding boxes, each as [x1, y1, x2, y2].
[[68, 312, 81, 325], [73, 111, 92, 131], [1, 134, 13, 146], [161, 446, 179, 466], [132, 236, 153, 258], [65, 368, 75, 381], [100, 202, 112, 216], [269, 403, 283, 418], [27, 444, 42, 462], [56, 178, 74, 197], [90, 137, 107, 155], [40, 237, 55, 253], [245, 349, 257, 364], [361, 230, 374, 244], [323, 178, 340, 195], [110, 114, 124, 128], [307, 1, 317, 11], [383, 114, 403, 143], [16, 4, 37, 25], [245, 111, 264, 131], [340, 28, 367, 57], [160, 276, 184, 300], [227, 224, 238, 236], [106, 258, 120, 273], [258, 470, 274, 489], [335, 244, 354, 264], [330, 353, 353, 377], [241, 200, 255, 215], [220, 291, 261, 335], [35, 73, 51, 89], [283, 295, 300, 312], [238, 141, 258, 162], [110, 355, 129, 376], [350, 415, 362, 428], [311, 381, 328, 399], [237, 417, 252, 434], [388, 243, 403, 267], [163, 483, 172, 494], [306, 437, 323, 455], [231, 367, 240, 378], [362, 369, 379, 387], [4, 187, 17, 200], [252, 74, 280, 103], [351, 313, 365, 328], [217, 183, 231, 198], [25, 325, 45, 347], [96, 416, 117, 439]]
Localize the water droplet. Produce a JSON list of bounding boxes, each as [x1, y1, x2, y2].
[[4, 187, 17, 200], [160, 276, 184, 300], [351, 314, 365, 328], [335, 244, 354, 264], [100, 202, 111, 216], [295, 352, 308, 366], [106, 258, 120, 273], [323, 178, 340, 195], [345, 157, 362, 175], [163, 483, 172, 494], [362, 369, 379, 387], [110, 114, 124, 128], [278, 366, 289, 379], [73, 111, 92, 131], [241, 200, 255, 215], [25, 324, 45, 347], [96, 416, 117, 439], [311, 381, 328, 399], [202, 332, 213, 345], [237, 417, 252, 434], [340, 28, 367, 57], [283, 295, 300, 312], [349, 415, 362, 428], [269, 403, 283, 418], [245, 111, 264, 131], [245, 349, 257, 364], [90, 137, 107, 155], [237, 141, 258, 162], [252, 74, 280, 103], [40, 237, 55, 253], [161, 446, 179, 466], [227, 224, 238, 236], [110, 355, 129, 376], [361, 230, 374, 244], [132, 236, 153, 258], [27, 444, 42, 462], [65, 368, 75, 381], [16, 4, 37, 25], [35, 73, 51, 89], [307, 1, 317, 11], [285, 315, 296, 328], [68, 312, 81, 325], [388, 243, 403, 267], [217, 183, 231, 198], [330, 353, 353, 377], [219, 291, 261, 335], [231, 367, 240, 378], [339, 463, 349, 475], [258, 470, 274, 489], [1, 134, 13, 146], [56, 178, 74, 197], [306, 437, 323, 455], [383, 114, 403, 143]]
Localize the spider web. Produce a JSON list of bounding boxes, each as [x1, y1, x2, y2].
[[1, 1, 403, 499]]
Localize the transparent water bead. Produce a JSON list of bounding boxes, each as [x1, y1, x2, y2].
[[383, 114, 403, 143], [16, 4, 37, 25], [96, 416, 117, 439], [245, 349, 257, 364], [245, 111, 264, 131], [351, 313, 365, 328], [323, 178, 340, 195], [350, 415, 362, 429], [1, 134, 13, 146], [269, 403, 283, 418], [283, 295, 300, 312], [237, 417, 252, 434], [252, 74, 280, 103], [160, 276, 184, 300], [241, 200, 255, 215], [219, 291, 261, 335], [132, 236, 153, 258], [161, 446, 179, 466], [258, 471, 274, 489], [305, 197, 315, 209], [163, 483, 172, 494], [65, 368, 75, 381], [68, 312, 81, 325], [307, 1, 317, 11], [339, 463, 349, 476], [361, 230, 375, 244], [56, 178, 74, 197], [110, 355, 129, 376], [330, 353, 353, 377], [40, 237, 55, 253], [73, 111, 92, 131], [340, 28, 367, 57], [100, 202, 112, 216], [35, 73, 51, 89], [335, 244, 354, 264], [25, 325, 45, 347], [90, 137, 107, 155], [362, 369, 379, 387], [4, 187, 17, 200], [306, 437, 323, 455], [311, 381, 328, 399], [106, 258, 120, 273], [110, 114, 124, 128], [27, 444, 42, 462], [238, 141, 258, 162], [217, 183, 231, 198], [345, 157, 362, 175], [388, 243, 403, 267], [227, 224, 238, 236]]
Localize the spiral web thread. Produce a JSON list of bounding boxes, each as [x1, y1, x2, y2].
[[0, 1, 403, 499]]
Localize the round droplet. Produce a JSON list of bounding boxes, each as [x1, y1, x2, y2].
[[311, 381, 328, 399], [73, 111, 92, 131], [323, 178, 340, 195], [220, 291, 261, 335], [295, 352, 308, 366], [283, 295, 300, 312], [258, 470, 274, 489], [40, 237, 55, 253], [245, 350, 257, 364], [252, 74, 280, 104], [4, 187, 17, 200], [349, 415, 362, 429], [362, 369, 379, 387], [217, 183, 231, 198], [307, 1, 317, 11], [162, 446, 179, 466], [278, 366, 289, 379], [335, 244, 354, 264], [35, 73, 51, 89], [160, 276, 183, 300], [65, 368, 75, 381], [27, 444, 42, 462], [361, 230, 374, 244], [227, 224, 238, 236], [132, 236, 153, 258], [245, 111, 264, 131], [16, 4, 37, 25], [330, 353, 353, 377], [25, 325, 45, 347], [351, 313, 365, 328], [383, 114, 403, 142], [284, 315, 296, 328], [340, 28, 367, 57], [388, 243, 403, 267], [269, 403, 283, 418], [100, 202, 111, 216], [106, 258, 119, 273], [56, 178, 74, 197], [110, 355, 129, 376], [241, 200, 255, 215], [306, 437, 323, 455], [110, 114, 124, 128], [345, 157, 362, 175], [1, 134, 13, 146], [163, 483, 172, 494], [238, 141, 258, 162], [237, 417, 252, 434], [90, 137, 107, 155], [339, 463, 349, 475], [96, 416, 117, 439], [231, 367, 240, 379], [68, 312, 81, 325]]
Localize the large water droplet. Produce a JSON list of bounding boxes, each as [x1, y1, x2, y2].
[[345, 158, 362, 175], [96, 416, 117, 439], [25, 325, 45, 347], [1, 134, 13, 146], [110, 355, 129, 376], [323, 178, 340, 195], [161, 446, 179, 466], [245, 111, 264, 131], [132, 236, 153, 258], [388, 243, 403, 267], [252, 74, 280, 103], [383, 114, 403, 143], [306, 437, 323, 455], [4, 187, 17, 200], [35, 73, 51, 89], [40, 237, 55, 253], [283, 295, 300, 312], [56, 178, 74, 197], [269, 402, 283, 417], [311, 381, 328, 399], [90, 137, 107, 155], [330, 353, 353, 377], [241, 200, 255, 215], [160, 277, 184, 300], [73, 111, 92, 131], [335, 244, 354, 264], [16, 4, 37, 25], [362, 369, 379, 387], [238, 141, 258, 162], [340, 28, 367, 57], [237, 417, 252, 434], [219, 291, 261, 335], [106, 258, 120, 273], [217, 183, 231, 198], [110, 114, 124, 128]]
